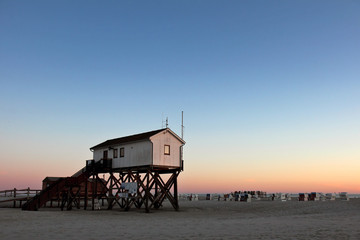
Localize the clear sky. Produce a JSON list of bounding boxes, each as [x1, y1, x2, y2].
[[1, 0, 359, 193]]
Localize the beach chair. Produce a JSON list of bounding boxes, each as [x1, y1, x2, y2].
[[299, 193, 308, 201], [325, 193, 336, 201], [339, 192, 349, 201]]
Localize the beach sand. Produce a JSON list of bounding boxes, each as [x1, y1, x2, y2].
[[1, 199, 359, 239]]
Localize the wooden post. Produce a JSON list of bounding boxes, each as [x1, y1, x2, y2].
[[84, 177, 88, 210], [57, 183, 60, 207], [92, 174, 96, 210], [145, 171, 149, 213], [155, 177, 158, 206], [13, 188, 16, 208], [120, 173, 125, 208], [136, 172, 141, 208], [174, 171, 179, 210], [108, 173, 113, 210]]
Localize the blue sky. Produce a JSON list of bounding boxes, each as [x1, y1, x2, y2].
[[1, 1, 359, 192]]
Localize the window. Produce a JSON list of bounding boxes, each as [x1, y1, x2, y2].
[[164, 145, 170, 155], [113, 149, 118, 158], [103, 150, 108, 159], [120, 147, 125, 158]]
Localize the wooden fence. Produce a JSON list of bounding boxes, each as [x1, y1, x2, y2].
[[0, 188, 41, 208]]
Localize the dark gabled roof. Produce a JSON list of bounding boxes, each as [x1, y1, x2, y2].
[[42, 177, 64, 182], [90, 128, 166, 150]]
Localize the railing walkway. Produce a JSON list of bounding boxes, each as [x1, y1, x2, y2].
[[0, 188, 41, 208]]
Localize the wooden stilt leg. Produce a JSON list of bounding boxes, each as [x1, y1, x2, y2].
[[84, 178, 88, 210], [92, 174, 95, 210], [145, 171, 150, 213]]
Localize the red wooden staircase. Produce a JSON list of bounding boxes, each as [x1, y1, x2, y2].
[[22, 167, 89, 211]]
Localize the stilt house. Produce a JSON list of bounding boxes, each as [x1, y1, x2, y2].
[[22, 128, 185, 211]]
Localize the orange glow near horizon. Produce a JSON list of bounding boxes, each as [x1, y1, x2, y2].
[[178, 176, 360, 194], [1, 171, 359, 194], [1, 155, 359, 194], [0, 172, 43, 190], [177, 155, 360, 194]]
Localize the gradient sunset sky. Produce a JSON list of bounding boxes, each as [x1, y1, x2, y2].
[[1, 0, 359, 193]]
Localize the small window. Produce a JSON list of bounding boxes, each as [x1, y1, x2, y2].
[[120, 147, 125, 158], [164, 145, 170, 155], [113, 149, 118, 158], [103, 150, 108, 159]]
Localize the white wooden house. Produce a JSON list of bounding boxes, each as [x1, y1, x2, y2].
[[90, 128, 185, 170]]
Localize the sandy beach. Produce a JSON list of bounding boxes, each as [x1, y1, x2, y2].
[[1, 199, 359, 239]]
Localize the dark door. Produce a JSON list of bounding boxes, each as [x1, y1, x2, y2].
[[103, 150, 108, 159]]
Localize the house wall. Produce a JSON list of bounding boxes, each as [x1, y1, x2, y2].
[[93, 140, 153, 169], [92, 129, 184, 169], [150, 131, 183, 168]]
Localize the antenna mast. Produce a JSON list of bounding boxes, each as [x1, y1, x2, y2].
[[161, 113, 164, 128], [181, 111, 184, 139]]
